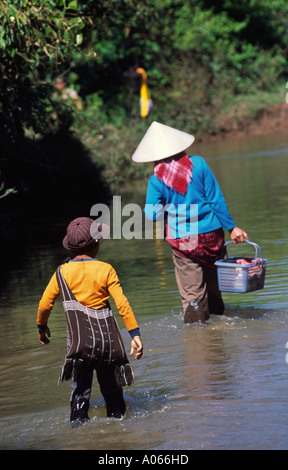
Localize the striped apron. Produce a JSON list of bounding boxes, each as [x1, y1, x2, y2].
[[56, 265, 134, 386]]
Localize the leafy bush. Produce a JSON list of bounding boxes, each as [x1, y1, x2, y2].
[[1, 0, 288, 198]]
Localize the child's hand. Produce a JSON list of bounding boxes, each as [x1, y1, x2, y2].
[[130, 336, 143, 360], [38, 327, 51, 345]]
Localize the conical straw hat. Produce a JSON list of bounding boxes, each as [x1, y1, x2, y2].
[[131, 121, 195, 163]]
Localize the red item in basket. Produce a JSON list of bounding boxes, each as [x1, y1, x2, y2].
[[236, 258, 262, 265]]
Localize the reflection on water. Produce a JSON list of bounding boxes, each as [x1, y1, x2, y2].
[[1, 133, 288, 450]]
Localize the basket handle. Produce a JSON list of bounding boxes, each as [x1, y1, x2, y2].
[[223, 239, 264, 265]]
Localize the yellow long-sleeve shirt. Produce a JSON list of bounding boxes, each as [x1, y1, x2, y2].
[[37, 259, 139, 335]]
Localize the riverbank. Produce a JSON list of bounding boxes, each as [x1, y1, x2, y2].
[[206, 102, 288, 141], [78, 94, 288, 195], [1, 94, 287, 246]]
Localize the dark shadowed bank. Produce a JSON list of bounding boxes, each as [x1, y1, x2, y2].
[[0, 130, 112, 253]]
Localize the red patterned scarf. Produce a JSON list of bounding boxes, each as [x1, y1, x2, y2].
[[154, 155, 193, 195]]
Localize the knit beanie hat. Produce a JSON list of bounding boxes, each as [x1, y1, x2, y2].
[[62, 217, 109, 252]]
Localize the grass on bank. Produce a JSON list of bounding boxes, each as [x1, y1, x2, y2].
[[215, 81, 286, 132]]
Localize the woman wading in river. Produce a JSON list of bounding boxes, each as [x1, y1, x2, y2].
[[132, 121, 248, 324]]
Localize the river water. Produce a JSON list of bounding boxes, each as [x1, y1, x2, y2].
[[1, 133, 288, 450]]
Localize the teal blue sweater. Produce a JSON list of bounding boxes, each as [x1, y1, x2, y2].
[[144, 155, 236, 239]]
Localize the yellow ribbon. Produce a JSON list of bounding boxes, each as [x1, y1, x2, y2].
[[136, 68, 152, 118]]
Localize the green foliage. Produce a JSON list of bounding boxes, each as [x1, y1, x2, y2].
[[1, 0, 288, 197], [173, 1, 287, 92], [0, 0, 91, 142]]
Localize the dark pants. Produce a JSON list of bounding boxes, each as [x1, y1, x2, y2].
[[70, 362, 126, 423], [173, 251, 224, 323]]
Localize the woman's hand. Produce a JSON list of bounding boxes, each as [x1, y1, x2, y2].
[[229, 226, 248, 244], [130, 336, 143, 360]]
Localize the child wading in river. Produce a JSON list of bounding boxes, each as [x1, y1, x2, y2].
[[37, 217, 143, 425]]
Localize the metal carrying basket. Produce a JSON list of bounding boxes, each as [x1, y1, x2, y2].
[[215, 240, 268, 293]]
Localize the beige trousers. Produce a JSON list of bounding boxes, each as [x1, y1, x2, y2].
[[172, 250, 224, 323]]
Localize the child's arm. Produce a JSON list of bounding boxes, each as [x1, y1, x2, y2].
[[107, 267, 143, 359], [37, 272, 59, 345]]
